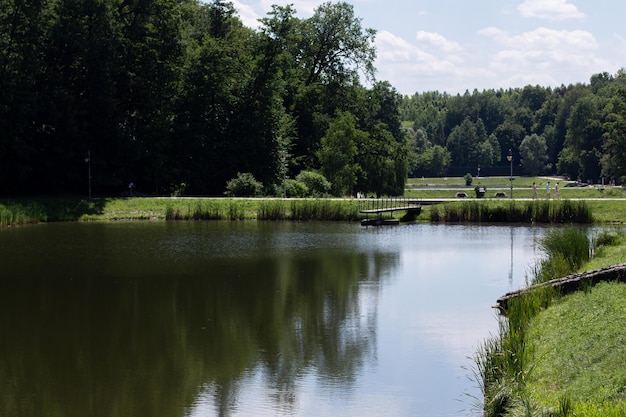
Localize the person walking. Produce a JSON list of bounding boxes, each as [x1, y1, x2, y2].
[[532, 182, 537, 199], [555, 182, 560, 199], [546, 181, 551, 199]]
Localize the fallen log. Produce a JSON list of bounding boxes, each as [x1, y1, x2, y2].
[[495, 263, 626, 313]]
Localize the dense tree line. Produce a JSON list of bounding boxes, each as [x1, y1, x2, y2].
[[1, 0, 406, 197], [401, 71, 626, 184], [5, 0, 626, 198]]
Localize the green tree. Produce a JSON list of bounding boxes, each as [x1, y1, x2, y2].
[[557, 146, 581, 180], [298, 2, 376, 87], [601, 89, 626, 182], [411, 145, 451, 177], [520, 134, 550, 176], [356, 123, 407, 196], [317, 111, 363, 196], [173, 1, 255, 195]]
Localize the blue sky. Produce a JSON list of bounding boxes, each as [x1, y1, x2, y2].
[[231, 0, 626, 95]]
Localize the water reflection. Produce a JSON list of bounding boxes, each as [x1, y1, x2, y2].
[[0, 222, 548, 417], [0, 222, 397, 417]]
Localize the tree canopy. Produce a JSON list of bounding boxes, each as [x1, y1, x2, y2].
[[402, 71, 626, 183], [2, 0, 626, 198]]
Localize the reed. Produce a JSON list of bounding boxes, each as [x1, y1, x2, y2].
[[288, 199, 360, 221], [474, 284, 556, 417], [257, 200, 287, 220], [474, 227, 593, 416], [537, 227, 590, 278], [430, 200, 592, 224], [0, 202, 46, 226]]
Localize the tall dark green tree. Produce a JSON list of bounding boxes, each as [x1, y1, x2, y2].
[[0, 0, 54, 193], [519, 133, 549, 176], [173, 1, 254, 195], [317, 111, 363, 196]]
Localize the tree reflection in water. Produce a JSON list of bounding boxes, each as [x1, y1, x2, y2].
[[0, 235, 397, 417]]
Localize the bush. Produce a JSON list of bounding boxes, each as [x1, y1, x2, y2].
[[224, 172, 263, 197], [464, 173, 473, 186], [295, 171, 332, 197], [284, 179, 308, 198]]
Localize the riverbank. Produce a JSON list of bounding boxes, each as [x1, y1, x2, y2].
[[477, 228, 626, 416], [3, 194, 626, 227]]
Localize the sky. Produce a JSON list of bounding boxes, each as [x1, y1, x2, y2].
[[230, 0, 626, 95]]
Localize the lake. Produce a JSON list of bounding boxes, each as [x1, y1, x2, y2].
[[0, 221, 546, 417]]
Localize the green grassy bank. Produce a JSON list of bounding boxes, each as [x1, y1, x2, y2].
[[2, 176, 626, 226], [0, 197, 363, 226], [0, 196, 612, 226], [476, 228, 626, 416]]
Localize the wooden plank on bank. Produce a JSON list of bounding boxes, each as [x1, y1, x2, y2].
[[495, 263, 626, 313]]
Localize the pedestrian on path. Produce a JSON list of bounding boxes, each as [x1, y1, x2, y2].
[[532, 182, 537, 199], [555, 182, 560, 199], [546, 181, 551, 199]]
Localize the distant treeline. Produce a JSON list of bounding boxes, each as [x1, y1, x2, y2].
[[400, 71, 626, 184], [1, 0, 406, 197]]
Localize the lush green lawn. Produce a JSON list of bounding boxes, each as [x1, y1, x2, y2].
[[525, 281, 626, 416]]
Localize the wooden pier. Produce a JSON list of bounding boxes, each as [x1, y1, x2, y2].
[[359, 197, 426, 226]]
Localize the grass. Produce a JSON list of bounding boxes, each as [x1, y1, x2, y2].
[[475, 227, 626, 416], [1, 176, 625, 226], [524, 282, 626, 416], [0, 197, 360, 223], [405, 176, 626, 200], [429, 199, 593, 224]]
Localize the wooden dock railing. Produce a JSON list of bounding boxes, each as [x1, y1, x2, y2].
[[358, 197, 422, 214]]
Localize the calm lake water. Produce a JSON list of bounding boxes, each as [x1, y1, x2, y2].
[[0, 221, 547, 417]]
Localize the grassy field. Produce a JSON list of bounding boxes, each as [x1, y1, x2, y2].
[[2, 176, 626, 226]]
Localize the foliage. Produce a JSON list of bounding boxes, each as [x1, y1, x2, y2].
[[519, 133, 550, 175], [284, 179, 309, 198], [317, 111, 362, 196], [414, 145, 451, 177], [295, 171, 332, 197], [401, 72, 626, 183], [224, 172, 263, 197], [0, 0, 391, 198], [464, 173, 473, 186]]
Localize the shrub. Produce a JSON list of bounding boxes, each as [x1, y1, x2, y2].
[[464, 173, 473, 186], [296, 171, 332, 197], [224, 172, 263, 197], [284, 179, 308, 198]]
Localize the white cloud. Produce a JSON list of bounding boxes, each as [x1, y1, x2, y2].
[[231, 0, 262, 28], [479, 27, 608, 88], [416, 31, 462, 53], [518, 0, 585, 20], [483, 27, 598, 53], [376, 31, 458, 74]]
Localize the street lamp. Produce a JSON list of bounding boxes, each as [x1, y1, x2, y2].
[[507, 148, 513, 199]]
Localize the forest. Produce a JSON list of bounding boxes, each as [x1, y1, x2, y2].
[[2, 0, 626, 197], [402, 72, 626, 184]]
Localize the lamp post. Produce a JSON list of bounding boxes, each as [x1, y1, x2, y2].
[[85, 150, 92, 199], [507, 148, 513, 199]]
